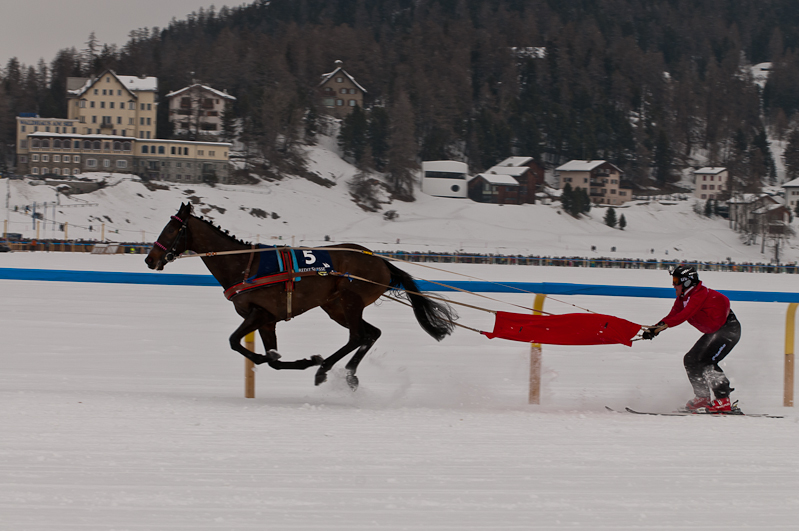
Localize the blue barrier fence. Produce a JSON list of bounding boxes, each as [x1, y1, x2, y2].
[[2, 268, 798, 303]]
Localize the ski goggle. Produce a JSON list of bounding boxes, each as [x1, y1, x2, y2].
[[672, 277, 681, 286]]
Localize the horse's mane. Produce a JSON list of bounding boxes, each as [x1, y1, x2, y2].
[[193, 215, 251, 246]]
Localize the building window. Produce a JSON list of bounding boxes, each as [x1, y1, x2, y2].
[[90, 101, 95, 108], [63, 155, 70, 163], [86, 159, 97, 168], [73, 156, 80, 164], [52, 168, 60, 176], [336, 99, 343, 106], [19, 155, 27, 163], [116, 160, 127, 168], [349, 100, 356, 106], [53, 155, 60, 162], [158, 146, 165, 154], [73, 168, 80, 175], [171, 146, 176, 155], [142, 146, 148, 154], [42, 155, 49, 163], [336, 77, 343, 83], [32, 167, 39, 175], [340, 88, 347, 94], [209, 151, 215, 156], [198, 150, 204, 156], [41, 167, 48, 174]]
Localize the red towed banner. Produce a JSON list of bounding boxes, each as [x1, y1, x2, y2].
[[482, 311, 642, 347]]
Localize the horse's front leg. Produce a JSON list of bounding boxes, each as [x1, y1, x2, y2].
[[258, 323, 323, 371], [229, 306, 281, 365]]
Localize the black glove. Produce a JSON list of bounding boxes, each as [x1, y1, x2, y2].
[[642, 321, 666, 340]]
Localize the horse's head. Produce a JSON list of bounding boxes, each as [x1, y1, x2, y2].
[[145, 203, 192, 270]]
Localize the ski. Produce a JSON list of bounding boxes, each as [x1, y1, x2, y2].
[[622, 406, 782, 418]]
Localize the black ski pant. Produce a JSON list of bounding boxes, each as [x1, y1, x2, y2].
[[683, 311, 740, 400]]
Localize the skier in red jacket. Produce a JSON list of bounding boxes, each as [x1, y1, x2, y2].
[[643, 265, 741, 413]]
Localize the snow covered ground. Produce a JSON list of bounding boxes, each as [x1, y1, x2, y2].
[[1, 253, 798, 529]]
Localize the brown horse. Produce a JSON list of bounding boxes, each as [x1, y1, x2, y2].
[[145, 203, 456, 389]]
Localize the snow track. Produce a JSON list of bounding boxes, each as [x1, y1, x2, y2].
[[1, 255, 797, 529]]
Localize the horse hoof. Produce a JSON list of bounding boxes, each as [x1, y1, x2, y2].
[[266, 349, 282, 361], [346, 372, 359, 391], [314, 368, 328, 386], [311, 355, 324, 366]]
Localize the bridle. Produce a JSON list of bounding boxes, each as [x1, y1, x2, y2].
[[153, 214, 189, 264]]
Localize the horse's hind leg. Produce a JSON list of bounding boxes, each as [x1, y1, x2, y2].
[[343, 321, 381, 390], [316, 293, 376, 389]]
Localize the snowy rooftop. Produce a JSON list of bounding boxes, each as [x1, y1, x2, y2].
[[474, 173, 520, 185], [496, 156, 533, 167], [67, 71, 158, 97], [782, 177, 799, 188], [486, 166, 528, 177], [695, 167, 727, 175], [557, 160, 610, 172], [319, 62, 368, 93], [165, 84, 236, 100]]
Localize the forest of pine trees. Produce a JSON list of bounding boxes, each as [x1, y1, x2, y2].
[[3, 0, 799, 198]]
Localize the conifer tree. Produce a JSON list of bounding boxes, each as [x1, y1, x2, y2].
[[604, 207, 618, 228], [619, 213, 627, 230], [561, 183, 574, 215]]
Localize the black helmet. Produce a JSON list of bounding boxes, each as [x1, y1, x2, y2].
[[670, 265, 699, 289]]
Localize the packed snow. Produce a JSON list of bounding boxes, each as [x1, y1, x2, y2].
[[1, 252, 798, 529], [2, 138, 799, 529]]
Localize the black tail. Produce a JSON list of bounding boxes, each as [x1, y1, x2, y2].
[[385, 260, 457, 341]]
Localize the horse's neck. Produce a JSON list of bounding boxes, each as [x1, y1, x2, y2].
[[187, 218, 250, 287]]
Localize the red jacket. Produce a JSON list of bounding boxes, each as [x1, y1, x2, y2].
[[662, 282, 730, 334]]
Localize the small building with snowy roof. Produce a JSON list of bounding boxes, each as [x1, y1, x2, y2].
[[491, 156, 545, 204], [468, 172, 521, 204], [555, 160, 630, 206], [421, 160, 469, 198], [165, 83, 236, 140], [318, 60, 367, 118], [782, 177, 799, 211], [694, 167, 728, 201]]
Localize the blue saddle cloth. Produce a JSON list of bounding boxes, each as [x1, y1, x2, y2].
[[248, 245, 334, 282]]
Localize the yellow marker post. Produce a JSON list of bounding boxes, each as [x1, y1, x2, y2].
[[245, 332, 256, 399], [785, 303, 797, 407], [529, 293, 547, 405]]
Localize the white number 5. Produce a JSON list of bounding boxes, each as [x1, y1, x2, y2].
[[302, 250, 316, 265]]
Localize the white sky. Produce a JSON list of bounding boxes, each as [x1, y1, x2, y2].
[[0, 0, 234, 68]]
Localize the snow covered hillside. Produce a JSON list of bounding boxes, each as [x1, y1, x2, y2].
[[3, 135, 798, 264]]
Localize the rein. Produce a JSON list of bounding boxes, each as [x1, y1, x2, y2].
[[160, 235, 596, 317]]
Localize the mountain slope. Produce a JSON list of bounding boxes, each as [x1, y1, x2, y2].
[[3, 137, 797, 264]]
